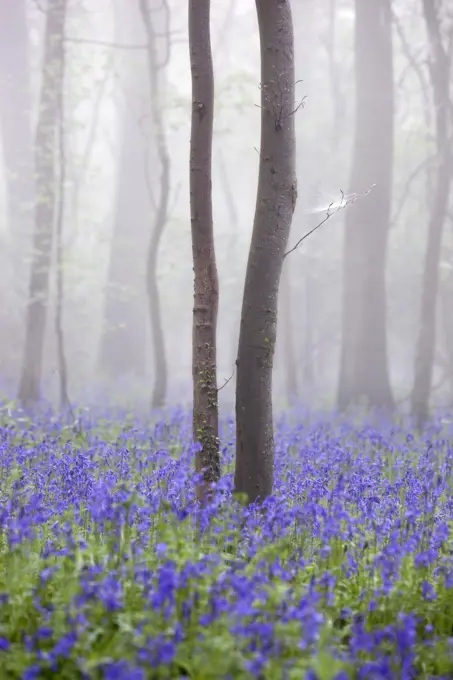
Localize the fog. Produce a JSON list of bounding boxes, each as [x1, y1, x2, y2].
[[0, 0, 451, 419]]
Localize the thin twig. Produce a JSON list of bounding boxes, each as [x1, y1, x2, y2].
[[391, 155, 434, 227], [218, 368, 235, 392], [284, 185, 376, 258], [392, 10, 431, 126]]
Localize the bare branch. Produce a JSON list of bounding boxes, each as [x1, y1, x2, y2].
[[217, 368, 235, 392], [284, 185, 376, 259], [391, 155, 435, 227], [284, 201, 343, 259], [392, 10, 431, 125], [30, 0, 46, 12], [257, 77, 306, 131], [68, 57, 114, 247]]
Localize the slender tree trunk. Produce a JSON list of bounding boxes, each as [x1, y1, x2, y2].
[[410, 0, 451, 426], [139, 0, 170, 410], [18, 0, 67, 408], [70, 56, 112, 238], [337, 0, 394, 411], [189, 0, 220, 501], [54, 28, 71, 416], [234, 0, 297, 504], [439, 278, 453, 398], [98, 0, 149, 381], [0, 0, 34, 287]]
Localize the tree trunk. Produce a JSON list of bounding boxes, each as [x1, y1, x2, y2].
[[189, 0, 220, 501], [0, 0, 34, 289], [139, 0, 170, 410], [410, 0, 452, 426], [18, 0, 67, 408], [54, 31, 71, 417], [337, 0, 394, 411], [439, 277, 453, 399], [234, 0, 297, 504], [98, 0, 149, 381]]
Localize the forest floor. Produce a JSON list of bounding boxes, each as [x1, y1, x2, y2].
[[0, 408, 452, 679]]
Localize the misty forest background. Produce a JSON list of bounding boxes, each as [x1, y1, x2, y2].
[[0, 0, 451, 424]]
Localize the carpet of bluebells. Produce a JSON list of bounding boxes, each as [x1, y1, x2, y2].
[[1, 406, 453, 679]]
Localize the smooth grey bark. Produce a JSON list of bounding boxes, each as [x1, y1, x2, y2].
[[98, 0, 149, 381], [189, 0, 220, 502], [234, 0, 297, 504], [139, 0, 170, 410], [18, 0, 67, 408], [338, 0, 394, 411], [0, 0, 34, 294], [410, 0, 452, 426]]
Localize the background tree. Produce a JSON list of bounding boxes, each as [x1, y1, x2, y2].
[[410, 0, 453, 426], [18, 0, 67, 408], [189, 0, 220, 501], [98, 0, 151, 383], [338, 0, 395, 411], [234, 0, 297, 503], [54, 3, 71, 415], [0, 0, 34, 372], [0, 0, 33, 266], [140, 0, 171, 410]]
